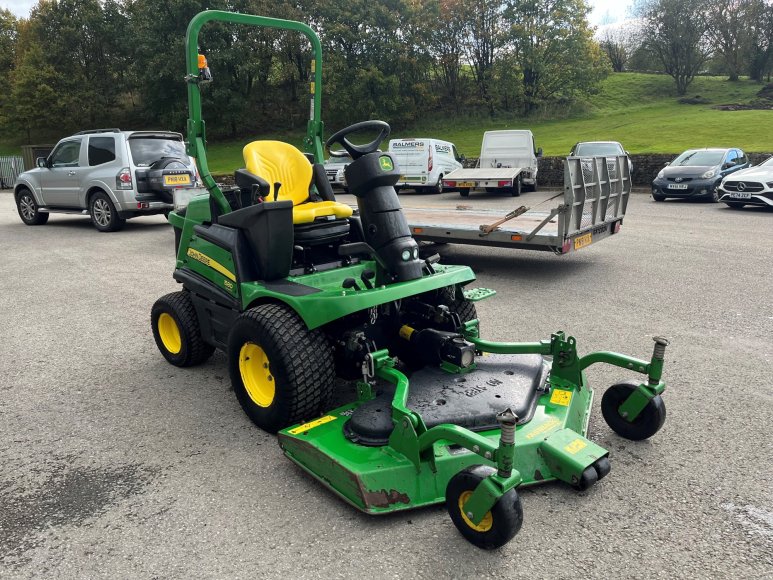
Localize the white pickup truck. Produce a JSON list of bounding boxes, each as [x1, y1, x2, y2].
[[443, 130, 542, 197]]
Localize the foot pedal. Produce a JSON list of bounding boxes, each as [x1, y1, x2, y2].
[[463, 287, 496, 302]]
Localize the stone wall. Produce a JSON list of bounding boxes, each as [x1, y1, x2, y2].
[[463, 152, 772, 187]]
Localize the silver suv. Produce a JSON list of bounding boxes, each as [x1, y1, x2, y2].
[[13, 129, 198, 232]]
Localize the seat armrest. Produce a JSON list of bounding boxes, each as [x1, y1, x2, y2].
[[312, 163, 336, 202]]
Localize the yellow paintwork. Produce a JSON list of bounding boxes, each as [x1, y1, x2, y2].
[[458, 491, 493, 532], [158, 313, 182, 354], [242, 140, 353, 224], [239, 342, 275, 407]]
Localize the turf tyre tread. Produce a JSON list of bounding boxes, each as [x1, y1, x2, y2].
[[229, 303, 335, 433], [151, 291, 214, 367]]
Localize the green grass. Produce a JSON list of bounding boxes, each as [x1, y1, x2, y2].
[[201, 73, 770, 173]]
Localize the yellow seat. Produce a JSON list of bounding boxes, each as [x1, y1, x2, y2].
[[243, 141, 353, 225]]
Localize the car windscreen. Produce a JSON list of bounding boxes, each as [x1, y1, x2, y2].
[[485, 133, 530, 151], [128, 137, 187, 167], [672, 150, 724, 167], [575, 143, 623, 156]]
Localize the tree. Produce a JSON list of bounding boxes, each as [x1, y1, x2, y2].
[[637, 0, 713, 95], [506, 0, 610, 114], [706, 0, 749, 81], [460, 0, 505, 113], [745, 0, 773, 82], [598, 20, 642, 72], [0, 9, 18, 131]]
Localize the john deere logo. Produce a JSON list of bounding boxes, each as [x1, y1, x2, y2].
[[379, 156, 394, 171]]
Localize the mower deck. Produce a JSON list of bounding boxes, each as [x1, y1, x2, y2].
[[278, 357, 605, 515]]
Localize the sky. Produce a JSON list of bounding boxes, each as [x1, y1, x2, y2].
[[3, 0, 634, 24]]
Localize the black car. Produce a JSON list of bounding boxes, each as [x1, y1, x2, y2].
[[651, 148, 749, 202]]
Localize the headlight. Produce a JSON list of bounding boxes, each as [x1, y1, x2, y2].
[[701, 168, 716, 179], [657, 170, 664, 179]]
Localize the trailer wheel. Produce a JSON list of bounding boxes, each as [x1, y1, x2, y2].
[[601, 381, 666, 441], [459, 188, 470, 197], [446, 465, 523, 550], [228, 303, 335, 433], [151, 291, 215, 367]]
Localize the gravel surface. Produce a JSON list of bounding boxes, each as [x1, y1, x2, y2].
[[1, 189, 771, 579]]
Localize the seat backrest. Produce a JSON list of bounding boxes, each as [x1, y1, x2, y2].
[[242, 141, 312, 206]]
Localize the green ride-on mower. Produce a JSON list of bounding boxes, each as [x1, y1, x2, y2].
[[151, 10, 670, 549]]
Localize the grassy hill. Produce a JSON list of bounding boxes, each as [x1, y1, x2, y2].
[[2, 73, 770, 171]]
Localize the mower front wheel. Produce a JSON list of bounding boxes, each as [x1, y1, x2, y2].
[[601, 381, 666, 441], [151, 291, 215, 367], [446, 465, 523, 550], [228, 303, 335, 433]]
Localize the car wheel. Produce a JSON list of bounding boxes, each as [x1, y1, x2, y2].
[[511, 178, 521, 197], [15, 188, 49, 225], [725, 202, 745, 209], [708, 188, 720, 202], [89, 191, 125, 232], [652, 192, 665, 202]]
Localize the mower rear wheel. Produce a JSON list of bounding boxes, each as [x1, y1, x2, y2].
[[228, 303, 335, 433], [601, 381, 666, 441], [446, 465, 523, 550], [151, 291, 215, 367]]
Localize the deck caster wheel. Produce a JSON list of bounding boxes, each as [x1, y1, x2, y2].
[[446, 465, 523, 550], [228, 303, 335, 433], [572, 465, 598, 491], [601, 381, 666, 441], [151, 291, 215, 367]]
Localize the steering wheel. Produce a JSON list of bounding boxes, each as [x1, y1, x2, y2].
[[325, 120, 391, 160]]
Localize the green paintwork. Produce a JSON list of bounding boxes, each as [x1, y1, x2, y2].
[[239, 262, 475, 330]]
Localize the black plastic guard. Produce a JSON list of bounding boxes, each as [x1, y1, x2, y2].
[[345, 354, 549, 446]]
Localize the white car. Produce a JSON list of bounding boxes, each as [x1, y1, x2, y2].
[[323, 154, 352, 191], [718, 156, 773, 209]]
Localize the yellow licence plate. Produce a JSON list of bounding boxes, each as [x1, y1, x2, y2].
[[164, 174, 191, 186], [456, 181, 475, 187], [574, 232, 592, 250]]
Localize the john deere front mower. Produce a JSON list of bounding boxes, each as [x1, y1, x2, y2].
[[151, 10, 669, 549]]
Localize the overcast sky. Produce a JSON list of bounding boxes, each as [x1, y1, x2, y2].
[[3, 0, 633, 24]]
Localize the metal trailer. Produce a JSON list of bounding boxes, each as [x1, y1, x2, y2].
[[0, 156, 24, 189], [406, 155, 631, 255]]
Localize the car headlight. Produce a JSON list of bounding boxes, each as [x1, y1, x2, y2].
[[657, 170, 665, 179], [701, 168, 716, 179]]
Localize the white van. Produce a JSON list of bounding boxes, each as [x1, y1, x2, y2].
[[388, 138, 464, 193]]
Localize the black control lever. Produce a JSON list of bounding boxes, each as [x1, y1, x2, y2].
[[343, 277, 361, 291], [338, 242, 387, 270], [360, 269, 375, 289], [273, 182, 282, 202]]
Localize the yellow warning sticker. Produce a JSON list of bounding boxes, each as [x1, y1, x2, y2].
[[288, 415, 337, 435], [549, 389, 573, 406], [564, 439, 587, 454]]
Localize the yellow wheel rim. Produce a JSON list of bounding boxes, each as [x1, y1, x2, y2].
[[239, 342, 275, 407], [458, 491, 493, 532], [158, 313, 182, 354]]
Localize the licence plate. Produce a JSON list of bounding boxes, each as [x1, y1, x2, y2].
[[574, 232, 592, 250], [667, 183, 688, 190], [456, 181, 475, 187], [731, 192, 751, 199], [164, 174, 191, 186]]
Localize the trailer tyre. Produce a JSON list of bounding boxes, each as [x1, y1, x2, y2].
[[446, 465, 523, 550], [228, 303, 335, 433], [459, 188, 470, 197]]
